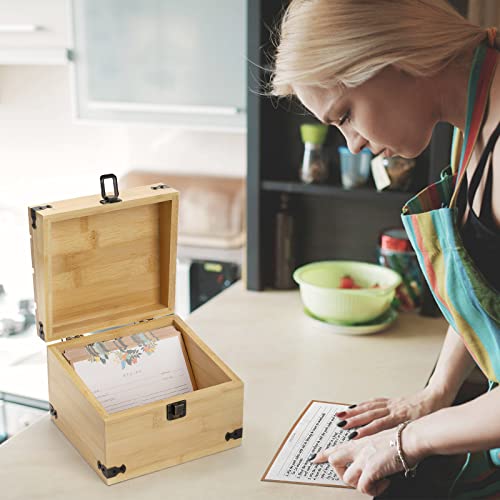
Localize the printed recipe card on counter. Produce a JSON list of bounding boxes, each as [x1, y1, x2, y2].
[[262, 401, 358, 488]]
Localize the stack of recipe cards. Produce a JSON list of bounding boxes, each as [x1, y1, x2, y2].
[[63, 326, 195, 414]]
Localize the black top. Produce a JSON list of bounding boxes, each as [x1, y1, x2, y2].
[[458, 120, 500, 292]]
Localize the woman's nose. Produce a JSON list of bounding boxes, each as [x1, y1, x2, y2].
[[345, 132, 366, 154]]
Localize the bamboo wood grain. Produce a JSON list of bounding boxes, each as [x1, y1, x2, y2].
[[28, 208, 52, 339], [52, 304, 168, 338], [48, 315, 243, 485], [105, 379, 243, 484], [30, 184, 178, 223], [47, 348, 107, 476], [29, 185, 179, 341], [30, 182, 244, 485], [50, 313, 242, 412], [174, 315, 243, 385], [159, 193, 178, 312], [29, 210, 44, 332]]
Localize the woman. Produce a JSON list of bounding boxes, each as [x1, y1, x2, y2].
[[271, 0, 500, 497]]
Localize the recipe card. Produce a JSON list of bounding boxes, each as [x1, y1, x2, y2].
[[64, 326, 195, 414], [262, 401, 356, 488]]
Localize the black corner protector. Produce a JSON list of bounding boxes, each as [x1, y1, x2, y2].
[[38, 322, 45, 340], [151, 184, 170, 190], [97, 461, 126, 479], [49, 403, 58, 419], [30, 205, 52, 229], [225, 428, 243, 441]]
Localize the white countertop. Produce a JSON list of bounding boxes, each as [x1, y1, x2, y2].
[[0, 282, 448, 499]]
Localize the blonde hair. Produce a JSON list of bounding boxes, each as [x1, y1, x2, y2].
[[272, 0, 496, 96]]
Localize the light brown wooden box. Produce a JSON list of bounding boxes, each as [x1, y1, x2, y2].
[[28, 178, 244, 485]]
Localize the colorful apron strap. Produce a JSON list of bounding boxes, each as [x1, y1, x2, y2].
[[450, 44, 498, 208]]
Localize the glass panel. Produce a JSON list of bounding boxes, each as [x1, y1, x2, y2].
[[72, 0, 247, 126]]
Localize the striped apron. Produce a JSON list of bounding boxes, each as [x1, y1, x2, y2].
[[401, 42, 500, 498]]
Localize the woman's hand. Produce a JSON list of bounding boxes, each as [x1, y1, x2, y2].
[[312, 423, 425, 496], [336, 386, 451, 440]]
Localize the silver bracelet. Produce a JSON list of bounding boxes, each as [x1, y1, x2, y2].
[[390, 420, 418, 478]]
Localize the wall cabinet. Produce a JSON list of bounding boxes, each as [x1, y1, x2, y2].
[[0, 0, 69, 65], [71, 0, 247, 130]]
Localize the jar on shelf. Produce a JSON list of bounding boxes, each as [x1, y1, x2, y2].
[[382, 156, 416, 191], [376, 227, 423, 312], [338, 147, 372, 189], [299, 124, 329, 184], [371, 155, 417, 192]]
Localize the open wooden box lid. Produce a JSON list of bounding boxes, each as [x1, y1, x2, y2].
[[28, 176, 179, 343]]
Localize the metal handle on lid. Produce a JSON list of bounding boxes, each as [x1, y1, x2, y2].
[[99, 174, 122, 204]]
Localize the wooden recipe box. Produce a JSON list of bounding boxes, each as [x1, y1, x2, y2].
[[28, 175, 244, 485]]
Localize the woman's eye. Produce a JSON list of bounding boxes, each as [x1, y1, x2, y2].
[[338, 110, 350, 126]]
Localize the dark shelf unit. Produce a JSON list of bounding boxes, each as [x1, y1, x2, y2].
[[246, 0, 458, 291], [262, 180, 416, 204]]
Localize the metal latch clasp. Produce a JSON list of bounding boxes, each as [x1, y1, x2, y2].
[[166, 400, 187, 420]]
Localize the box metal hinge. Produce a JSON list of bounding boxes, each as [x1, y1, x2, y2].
[[97, 461, 126, 479], [38, 322, 45, 340], [225, 428, 243, 441], [49, 403, 58, 419], [135, 317, 154, 325], [63, 335, 84, 342], [134, 313, 173, 326], [30, 205, 52, 229]]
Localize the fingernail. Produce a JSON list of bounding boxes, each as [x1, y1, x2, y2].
[[337, 420, 347, 428], [337, 411, 346, 418], [308, 453, 317, 462], [348, 404, 357, 409], [347, 431, 358, 440]]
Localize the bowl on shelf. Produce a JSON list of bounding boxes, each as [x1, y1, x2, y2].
[[293, 260, 402, 324]]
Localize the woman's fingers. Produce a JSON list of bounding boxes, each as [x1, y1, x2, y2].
[[312, 448, 335, 463], [311, 450, 329, 464], [354, 416, 395, 439], [312, 443, 352, 464], [358, 464, 390, 496], [342, 462, 363, 488], [312, 430, 395, 496], [337, 398, 389, 419], [337, 407, 390, 430]]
